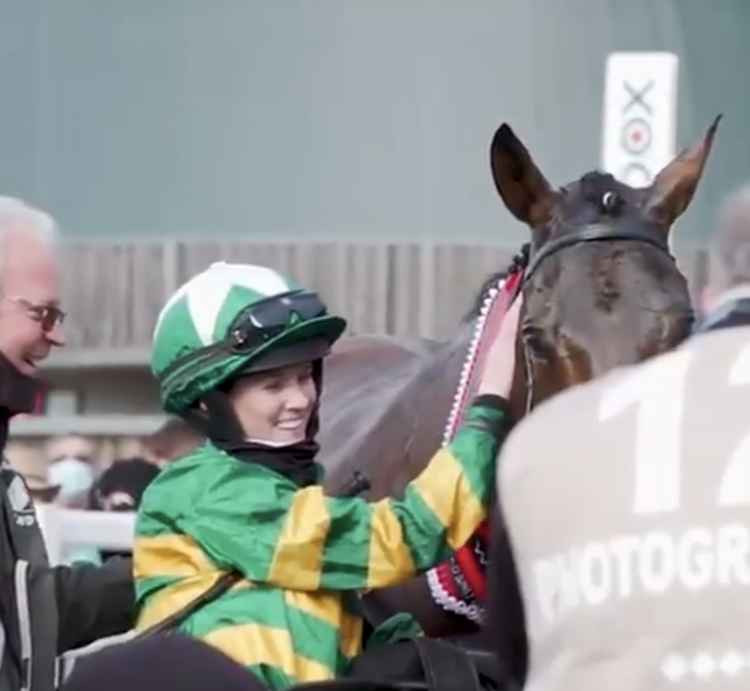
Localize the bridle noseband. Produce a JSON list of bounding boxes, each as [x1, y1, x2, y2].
[[519, 222, 675, 414]]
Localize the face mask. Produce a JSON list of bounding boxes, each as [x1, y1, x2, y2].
[[48, 457, 95, 500]]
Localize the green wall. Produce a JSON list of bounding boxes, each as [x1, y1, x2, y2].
[[0, 1, 747, 247]]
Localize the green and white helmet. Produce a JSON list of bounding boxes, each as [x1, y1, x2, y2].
[[152, 262, 346, 414]]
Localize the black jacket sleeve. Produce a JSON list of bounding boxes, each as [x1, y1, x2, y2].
[[54, 556, 135, 652], [487, 504, 528, 687]]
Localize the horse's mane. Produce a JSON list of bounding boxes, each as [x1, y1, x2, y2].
[[463, 243, 530, 322], [463, 270, 507, 322]]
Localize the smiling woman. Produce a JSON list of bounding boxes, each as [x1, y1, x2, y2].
[[227, 362, 318, 447]]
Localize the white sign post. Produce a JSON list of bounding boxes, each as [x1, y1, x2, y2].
[[602, 52, 679, 187]]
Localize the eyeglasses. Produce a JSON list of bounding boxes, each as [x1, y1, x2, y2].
[[5, 296, 66, 332], [228, 290, 326, 352]]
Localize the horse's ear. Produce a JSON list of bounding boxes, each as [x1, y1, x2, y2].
[[644, 115, 721, 228], [490, 123, 554, 228]]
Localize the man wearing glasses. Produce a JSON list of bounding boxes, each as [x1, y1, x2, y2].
[[0, 197, 134, 691]]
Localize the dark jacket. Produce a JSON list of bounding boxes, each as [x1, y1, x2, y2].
[[62, 634, 267, 691], [0, 357, 135, 691]]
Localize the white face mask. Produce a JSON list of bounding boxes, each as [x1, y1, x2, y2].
[[47, 457, 95, 499]]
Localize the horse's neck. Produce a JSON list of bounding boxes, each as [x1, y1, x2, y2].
[[371, 325, 474, 497], [320, 327, 473, 498]]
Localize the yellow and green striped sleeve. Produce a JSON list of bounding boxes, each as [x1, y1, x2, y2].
[[175, 397, 511, 592], [320, 395, 511, 589]]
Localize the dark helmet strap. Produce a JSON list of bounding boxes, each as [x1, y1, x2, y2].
[[182, 389, 246, 444], [306, 359, 324, 439]]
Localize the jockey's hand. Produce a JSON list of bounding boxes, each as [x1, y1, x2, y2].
[[477, 293, 523, 398]]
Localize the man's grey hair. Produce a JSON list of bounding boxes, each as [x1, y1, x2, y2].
[[708, 183, 750, 294], [0, 196, 59, 278]]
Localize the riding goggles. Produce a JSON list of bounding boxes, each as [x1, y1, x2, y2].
[[227, 290, 327, 352]]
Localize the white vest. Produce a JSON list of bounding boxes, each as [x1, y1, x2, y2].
[[499, 326, 750, 690]]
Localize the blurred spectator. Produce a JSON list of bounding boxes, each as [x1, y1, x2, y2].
[[113, 436, 147, 463], [46, 434, 97, 508], [52, 454, 159, 568], [0, 197, 133, 691], [46, 434, 96, 465], [6, 441, 60, 504], [89, 457, 160, 513], [88, 457, 160, 563], [140, 417, 203, 467], [698, 182, 750, 330]]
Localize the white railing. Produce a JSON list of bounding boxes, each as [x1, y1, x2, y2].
[[36, 505, 135, 566]]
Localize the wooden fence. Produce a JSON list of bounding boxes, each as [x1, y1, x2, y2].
[[59, 241, 709, 349]]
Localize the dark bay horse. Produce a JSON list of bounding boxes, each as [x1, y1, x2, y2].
[[318, 117, 720, 638]]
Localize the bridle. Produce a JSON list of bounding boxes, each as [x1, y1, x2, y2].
[[518, 222, 675, 414]]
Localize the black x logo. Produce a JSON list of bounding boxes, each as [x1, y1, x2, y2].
[[623, 80, 654, 115]]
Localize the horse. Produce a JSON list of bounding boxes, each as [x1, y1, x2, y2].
[[317, 116, 719, 646]]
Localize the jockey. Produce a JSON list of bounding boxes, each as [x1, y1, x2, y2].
[[133, 261, 520, 690]]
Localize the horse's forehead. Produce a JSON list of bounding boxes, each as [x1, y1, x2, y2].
[[559, 172, 645, 211], [536, 246, 690, 319]]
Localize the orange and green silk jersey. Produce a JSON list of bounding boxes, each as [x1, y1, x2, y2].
[[134, 397, 511, 690]]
